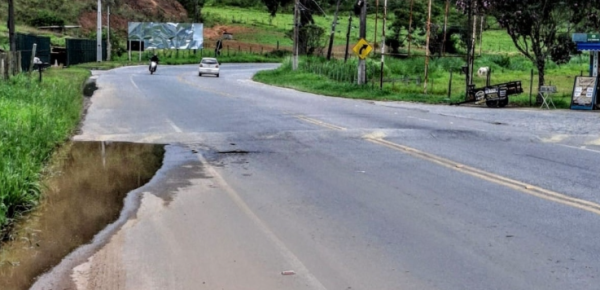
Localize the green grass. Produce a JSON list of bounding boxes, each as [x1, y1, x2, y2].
[[255, 54, 589, 108], [254, 60, 397, 101], [0, 24, 74, 48], [202, 5, 539, 57], [74, 48, 288, 70], [203, 5, 380, 48], [480, 30, 522, 54], [0, 68, 89, 233]]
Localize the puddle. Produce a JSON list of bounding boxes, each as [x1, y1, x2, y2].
[[0, 141, 164, 290]]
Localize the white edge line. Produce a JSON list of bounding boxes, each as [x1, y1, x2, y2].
[[166, 118, 183, 133], [556, 143, 600, 154], [130, 76, 139, 89], [194, 152, 329, 290]]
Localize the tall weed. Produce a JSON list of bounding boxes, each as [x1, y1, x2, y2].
[[0, 69, 88, 230]]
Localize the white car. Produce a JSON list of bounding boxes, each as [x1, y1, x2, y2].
[[198, 57, 220, 77]]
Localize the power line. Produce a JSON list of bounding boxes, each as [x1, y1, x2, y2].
[[309, 0, 328, 17]]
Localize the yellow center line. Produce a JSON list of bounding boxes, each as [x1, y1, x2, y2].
[[365, 137, 600, 216], [295, 115, 346, 131]]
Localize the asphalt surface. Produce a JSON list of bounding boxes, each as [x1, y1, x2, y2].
[[32, 64, 600, 290]]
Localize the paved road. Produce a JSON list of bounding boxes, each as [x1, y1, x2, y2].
[[33, 64, 600, 290]]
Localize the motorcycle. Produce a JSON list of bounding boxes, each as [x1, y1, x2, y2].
[[149, 61, 157, 75]]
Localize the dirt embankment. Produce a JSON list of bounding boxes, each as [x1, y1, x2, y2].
[[78, 0, 188, 33]]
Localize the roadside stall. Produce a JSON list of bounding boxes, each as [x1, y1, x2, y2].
[[571, 33, 600, 110]]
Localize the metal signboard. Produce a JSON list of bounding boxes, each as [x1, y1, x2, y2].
[[352, 38, 373, 59], [539, 86, 557, 93], [588, 33, 600, 42], [128, 22, 203, 50], [571, 76, 598, 110]]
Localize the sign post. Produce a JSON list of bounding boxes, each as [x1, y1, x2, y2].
[[594, 51, 598, 77]]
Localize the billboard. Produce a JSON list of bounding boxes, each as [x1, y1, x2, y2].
[[128, 22, 203, 50]]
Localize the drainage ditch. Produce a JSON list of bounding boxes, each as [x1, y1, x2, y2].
[[0, 141, 164, 290]]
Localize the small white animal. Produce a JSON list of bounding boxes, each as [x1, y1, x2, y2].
[[477, 66, 489, 77]]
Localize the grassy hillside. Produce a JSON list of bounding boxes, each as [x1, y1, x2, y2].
[[202, 5, 521, 55]]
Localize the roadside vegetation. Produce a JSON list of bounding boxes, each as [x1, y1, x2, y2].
[[255, 53, 587, 109], [0, 69, 89, 238], [72, 49, 288, 71]]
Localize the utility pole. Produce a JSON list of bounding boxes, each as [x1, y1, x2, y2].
[[195, 0, 199, 23], [8, 0, 16, 53], [357, 0, 367, 85], [7, 0, 16, 76], [379, 0, 387, 89], [470, 2, 477, 84], [293, 0, 299, 70], [465, 0, 474, 99], [442, 0, 450, 56], [107, 6, 111, 61], [374, 0, 378, 47], [408, 0, 414, 57], [424, 0, 432, 94], [327, 0, 342, 60], [344, 14, 352, 63], [479, 14, 484, 56], [97, 0, 102, 62]]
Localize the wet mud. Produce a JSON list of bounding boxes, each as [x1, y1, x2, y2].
[[0, 141, 164, 290]]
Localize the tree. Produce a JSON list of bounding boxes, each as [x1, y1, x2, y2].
[[177, 0, 205, 22], [387, 0, 453, 54], [387, 0, 428, 53], [262, 0, 323, 55], [455, 0, 581, 89], [262, 0, 294, 16], [571, 2, 600, 31]]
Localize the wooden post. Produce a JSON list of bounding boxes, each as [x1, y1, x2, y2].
[[8, 0, 16, 53], [7, 52, 13, 76], [374, 0, 378, 47], [408, 0, 414, 57], [344, 14, 352, 63], [327, 0, 342, 60], [479, 14, 484, 56], [423, 0, 432, 94], [138, 39, 142, 62], [29, 43, 37, 75], [292, 0, 299, 70], [529, 69, 534, 106], [0, 54, 5, 80], [442, 0, 450, 56], [469, 3, 477, 85], [107, 6, 111, 61], [379, 0, 387, 89], [448, 70, 453, 99]]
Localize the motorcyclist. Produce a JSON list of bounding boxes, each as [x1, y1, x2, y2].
[[149, 53, 159, 72]]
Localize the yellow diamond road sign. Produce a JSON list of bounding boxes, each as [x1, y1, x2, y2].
[[352, 38, 373, 59]]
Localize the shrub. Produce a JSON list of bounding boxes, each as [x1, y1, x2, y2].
[[28, 10, 65, 27]]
